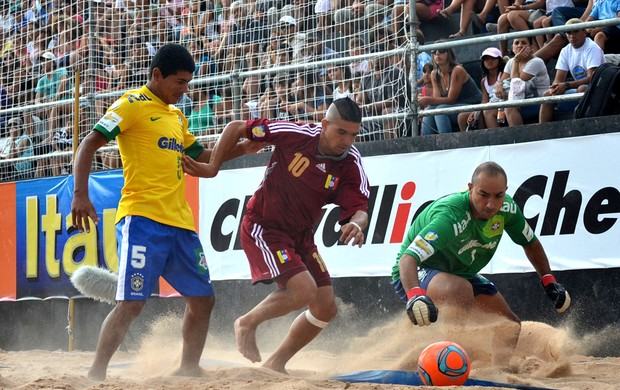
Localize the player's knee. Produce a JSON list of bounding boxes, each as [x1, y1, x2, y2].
[[304, 307, 335, 329], [429, 278, 474, 308], [116, 300, 145, 320], [186, 295, 215, 319]]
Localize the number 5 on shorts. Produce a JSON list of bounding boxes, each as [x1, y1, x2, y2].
[[131, 245, 147, 269]]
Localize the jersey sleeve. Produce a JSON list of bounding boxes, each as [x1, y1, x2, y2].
[[93, 96, 138, 142], [245, 119, 318, 148], [333, 151, 370, 222], [403, 215, 456, 263], [245, 118, 271, 141], [182, 116, 204, 159]]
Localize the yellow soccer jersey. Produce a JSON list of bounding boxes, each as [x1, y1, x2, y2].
[[93, 85, 204, 230]]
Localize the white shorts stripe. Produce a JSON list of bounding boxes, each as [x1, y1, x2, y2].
[[116, 215, 132, 301], [251, 223, 279, 278]]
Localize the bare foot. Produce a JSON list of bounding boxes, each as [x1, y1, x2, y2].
[[262, 360, 289, 375], [171, 365, 207, 377], [87, 367, 106, 381], [234, 317, 261, 363]]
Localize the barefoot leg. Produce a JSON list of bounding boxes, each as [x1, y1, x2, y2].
[[234, 316, 262, 363]]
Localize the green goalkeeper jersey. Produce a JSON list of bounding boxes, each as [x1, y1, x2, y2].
[[391, 190, 536, 281]]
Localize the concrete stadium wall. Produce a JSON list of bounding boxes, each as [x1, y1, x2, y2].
[[1, 115, 619, 356]]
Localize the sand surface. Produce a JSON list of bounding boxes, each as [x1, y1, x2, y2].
[[1, 313, 618, 390]]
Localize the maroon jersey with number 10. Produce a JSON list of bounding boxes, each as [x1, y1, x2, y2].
[[244, 119, 370, 233]]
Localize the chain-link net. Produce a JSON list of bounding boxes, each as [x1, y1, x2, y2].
[[0, 0, 415, 182]]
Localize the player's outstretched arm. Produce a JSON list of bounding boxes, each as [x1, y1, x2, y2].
[[399, 254, 439, 326], [523, 240, 571, 313], [182, 120, 249, 178], [72, 131, 108, 233]]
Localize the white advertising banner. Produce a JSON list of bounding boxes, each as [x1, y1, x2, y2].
[[199, 133, 620, 280]]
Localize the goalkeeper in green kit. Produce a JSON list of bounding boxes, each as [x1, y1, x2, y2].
[[391, 161, 570, 361]]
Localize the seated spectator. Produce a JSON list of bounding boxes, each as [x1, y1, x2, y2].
[[274, 15, 304, 62], [330, 3, 356, 54], [34, 51, 71, 136], [119, 37, 151, 89], [497, 0, 548, 55], [299, 33, 339, 78], [244, 0, 270, 53], [49, 119, 73, 176], [419, 46, 482, 135], [315, 0, 334, 38], [348, 36, 370, 76], [0, 117, 34, 181], [416, 62, 434, 134], [368, 26, 396, 53], [585, 0, 620, 52], [474, 0, 511, 32], [535, 0, 590, 62], [496, 36, 551, 125], [392, 0, 444, 45], [419, 62, 434, 99], [414, 29, 432, 90], [531, 0, 580, 50], [186, 36, 213, 77], [458, 47, 506, 130], [213, 86, 237, 126], [539, 18, 605, 122], [327, 63, 354, 101], [290, 71, 330, 122], [437, 0, 487, 38], [99, 140, 121, 170], [187, 87, 219, 137], [355, 48, 409, 140], [259, 72, 297, 120]]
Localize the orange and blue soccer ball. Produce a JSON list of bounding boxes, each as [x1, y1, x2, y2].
[[417, 341, 471, 386]]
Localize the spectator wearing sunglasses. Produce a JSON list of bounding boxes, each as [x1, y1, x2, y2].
[[419, 46, 482, 135]]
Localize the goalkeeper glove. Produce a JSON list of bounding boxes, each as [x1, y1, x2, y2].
[[542, 274, 571, 313], [405, 287, 438, 326]]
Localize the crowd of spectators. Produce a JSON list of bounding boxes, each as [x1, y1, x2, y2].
[[0, 0, 617, 181]]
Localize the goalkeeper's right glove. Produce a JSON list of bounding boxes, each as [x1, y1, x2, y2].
[[405, 287, 438, 326]]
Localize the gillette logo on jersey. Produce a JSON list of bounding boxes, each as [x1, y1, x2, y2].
[[158, 137, 184, 153], [324, 174, 340, 190]]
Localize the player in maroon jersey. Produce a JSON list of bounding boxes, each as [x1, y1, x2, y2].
[[182, 97, 369, 373]]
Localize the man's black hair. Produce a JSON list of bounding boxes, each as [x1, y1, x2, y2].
[[149, 43, 195, 79], [333, 97, 362, 124]]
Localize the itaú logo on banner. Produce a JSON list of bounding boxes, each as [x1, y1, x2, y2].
[[208, 182, 431, 253]]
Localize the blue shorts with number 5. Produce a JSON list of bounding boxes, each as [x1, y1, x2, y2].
[[115, 215, 214, 301]]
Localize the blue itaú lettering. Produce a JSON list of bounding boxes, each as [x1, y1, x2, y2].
[[158, 137, 185, 152]]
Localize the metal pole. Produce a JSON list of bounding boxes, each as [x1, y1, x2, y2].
[[231, 70, 243, 121], [67, 298, 75, 351], [407, 0, 419, 137], [73, 71, 81, 157]]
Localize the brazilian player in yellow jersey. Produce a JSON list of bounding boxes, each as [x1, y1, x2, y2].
[[71, 44, 257, 381]]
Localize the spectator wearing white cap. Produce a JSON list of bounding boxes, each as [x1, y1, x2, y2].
[[34, 51, 71, 147], [277, 15, 305, 61], [0, 116, 34, 182], [458, 47, 506, 131]]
